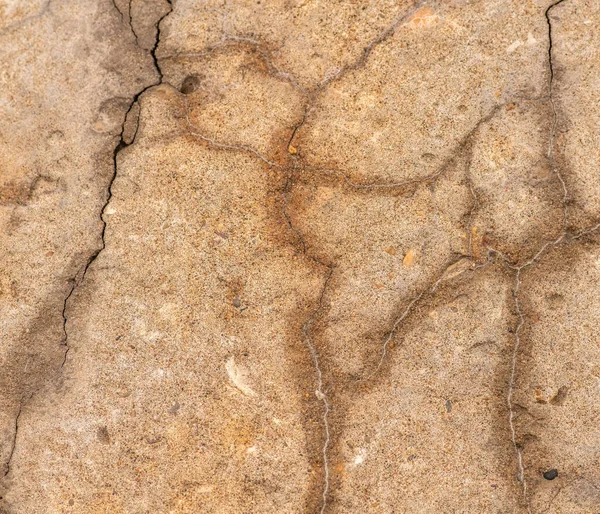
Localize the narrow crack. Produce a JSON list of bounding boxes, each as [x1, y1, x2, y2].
[[59, 279, 77, 368], [504, 2, 569, 509], [545, 0, 569, 222], [360, 263, 453, 382], [287, 1, 425, 156], [282, 157, 335, 512], [2, 405, 23, 479], [127, 0, 139, 42], [181, 95, 280, 167], [1, 0, 174, 484], [302, 267, 334, 514], [65, 0, 174, 361], [110, 0, 124, 22], [300, 102, 503, 193]]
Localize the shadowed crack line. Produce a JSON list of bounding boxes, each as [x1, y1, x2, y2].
[[1, 0, 174, 485], [282, 157, 336, 512], [111, 0, 139, 43], [127, 0, 139, 42], [287, 1, 425, 154], [302, 267, 334, 514], [68, 0, 174, 352], [180, 95, 281, 167], [545, 0, 569, 223], [298, 102, 502, 193]]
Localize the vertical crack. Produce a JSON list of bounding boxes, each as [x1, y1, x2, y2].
[[2, 406, 22, 479], [302, 267, 334, 514], [545, 0, 568, 224], [64, 0, 173, 364], [505, 2, 568, 509], [282, 159, 335, 513], [2, 0, 174, 484]]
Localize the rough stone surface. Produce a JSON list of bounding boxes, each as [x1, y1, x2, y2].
[[1, 0, 599, 512]]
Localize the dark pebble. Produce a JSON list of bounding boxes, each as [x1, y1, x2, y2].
[[543, 469, 558, 480], [180, 74, 201, 95]]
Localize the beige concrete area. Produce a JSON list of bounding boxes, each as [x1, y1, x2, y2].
[[1, 0, 599, 512]]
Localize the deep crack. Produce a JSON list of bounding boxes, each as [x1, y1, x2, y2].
[[1, 0, 174, 485]]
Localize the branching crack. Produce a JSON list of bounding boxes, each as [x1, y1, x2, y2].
[[1, 0, 174, 484], [287, 1, 425, 155], [503, 1, 569, 509], [300, 102, 502, 193]]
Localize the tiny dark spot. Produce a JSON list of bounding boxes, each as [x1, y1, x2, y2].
[[445, 399, 452, 413], [115, 335, 121, 341], [97, 425, 110, 444], [233, 296, 241, 308], [407, 454, 417, 461], [180, 74, 202, 95], [169, 401, 180, 414], [421, 153, 436, 163], [68, 499, 74, 506], [546, 293, 565, 310], [543, 469, 558, 480]]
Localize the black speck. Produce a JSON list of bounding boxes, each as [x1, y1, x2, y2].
[[543, 468, 558, 480], [97, 425, 110, 444], [445, 400, 452, 413]]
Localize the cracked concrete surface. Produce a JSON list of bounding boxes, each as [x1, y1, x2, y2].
[[1, 0, 600, 512]]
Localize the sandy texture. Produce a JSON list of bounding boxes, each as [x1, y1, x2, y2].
[[1, 0, 599, 512]]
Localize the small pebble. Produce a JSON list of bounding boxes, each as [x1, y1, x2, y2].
[[403, 249, 416, 268], [180, 74, 201, 94], [543, 469, 558, 480]]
